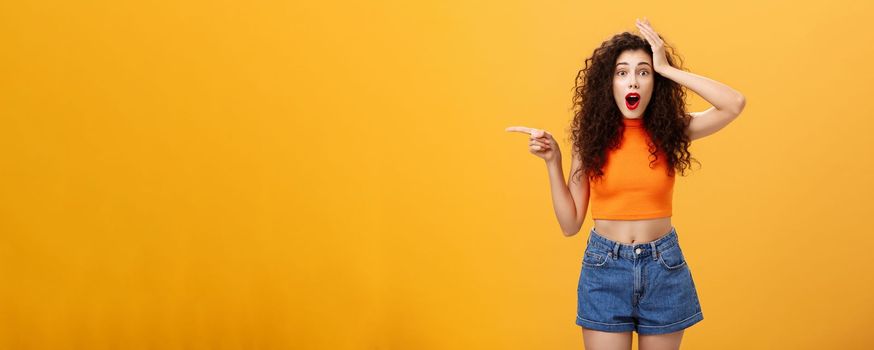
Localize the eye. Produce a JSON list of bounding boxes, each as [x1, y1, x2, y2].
[[640, 70, 649, 76], [617, 71, 626, 76]]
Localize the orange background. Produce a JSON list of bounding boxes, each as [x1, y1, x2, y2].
[[2, 0, 873, 349]]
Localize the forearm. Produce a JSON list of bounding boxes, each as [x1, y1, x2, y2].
[[659, 66, 746, 114], [545, 159, 581, 236]]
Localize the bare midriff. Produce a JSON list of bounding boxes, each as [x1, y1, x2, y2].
[[593, 216, 673, 244]]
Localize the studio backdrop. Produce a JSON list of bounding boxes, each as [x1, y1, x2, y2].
[[1, 0, 872, 349]]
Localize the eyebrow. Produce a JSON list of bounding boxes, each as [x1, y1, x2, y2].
[[615, 62, 652, 68]]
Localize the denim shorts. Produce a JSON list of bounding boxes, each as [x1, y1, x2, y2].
[[575, 226, 703, 335]]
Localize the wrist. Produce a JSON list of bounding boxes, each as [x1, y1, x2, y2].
[[656, 64, 676, 76], [545, 157, 562, 169]]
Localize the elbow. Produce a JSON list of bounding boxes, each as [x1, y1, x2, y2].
[[732, 94, 746, 116], [561, 218, 585, 237]]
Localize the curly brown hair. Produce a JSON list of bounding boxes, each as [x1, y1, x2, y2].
[[568, 31, 700, 183]]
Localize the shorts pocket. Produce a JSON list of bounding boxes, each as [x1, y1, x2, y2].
[[657, 245, 687, 270], [583, 251, 608, 267]]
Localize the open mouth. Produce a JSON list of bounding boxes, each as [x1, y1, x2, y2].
[[625, 92, 640, 110]]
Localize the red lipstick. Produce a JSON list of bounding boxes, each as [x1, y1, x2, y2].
[[625, 92, 640, 110]]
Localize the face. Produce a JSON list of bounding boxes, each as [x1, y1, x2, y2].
[[613, 49, 654, 118]]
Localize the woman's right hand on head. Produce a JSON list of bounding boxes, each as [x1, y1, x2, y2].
[[505, 126, 561, 163]]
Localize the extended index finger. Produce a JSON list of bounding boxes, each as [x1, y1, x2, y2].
[[505, 126, 535, 135], [506, 126, 551, 138]]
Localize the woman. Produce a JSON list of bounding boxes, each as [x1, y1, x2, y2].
[[506, 18, 745, 349]]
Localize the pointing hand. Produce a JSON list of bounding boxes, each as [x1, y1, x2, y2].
[[505, 126, 561, 163]]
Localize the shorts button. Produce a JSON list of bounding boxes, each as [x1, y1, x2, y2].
[[635, 248, 642, 254]]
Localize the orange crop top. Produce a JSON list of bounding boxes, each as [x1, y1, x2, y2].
[[589, 117, 674, 220]]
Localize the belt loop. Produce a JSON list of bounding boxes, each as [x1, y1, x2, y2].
[[650, 242, 658, 261], [612, 242, 620, 260]]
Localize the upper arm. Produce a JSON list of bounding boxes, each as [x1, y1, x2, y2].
[[567, 147, 590, 233], [685, 105, 744, 142]]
